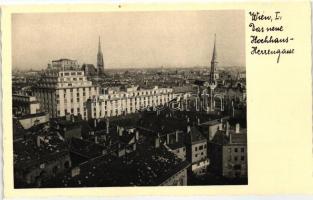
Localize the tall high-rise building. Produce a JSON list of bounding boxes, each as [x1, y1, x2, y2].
[[97, 36, 105, 75], [33, 70, 99, 119]]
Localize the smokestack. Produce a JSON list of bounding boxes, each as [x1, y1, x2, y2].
[[175, 131, 179, 142], [235, 123, 240, 133], [167, 134, 170, 144]]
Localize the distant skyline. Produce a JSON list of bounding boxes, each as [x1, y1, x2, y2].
[[12, 10, 245, 70]]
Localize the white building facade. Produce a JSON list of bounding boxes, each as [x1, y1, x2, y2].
[[33, 71, 99, 119], [86, 86, 174, 119]]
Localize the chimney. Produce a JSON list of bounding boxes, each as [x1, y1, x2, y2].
[[119, 127, 124, 136], [106, 118, 109, 134], [71, 115, 75, 123], [155, 137, 160, 148], [187, 125, 191, 134], [235, 123, 240, 133], [66, 113, 71, 121], [166, 134, 170, 144], [37, 136, 41, 147], [94, 119, 97, 128], [175, 131, 179, 142], [71, 167, 80, 177], [226, 121, 230, 136], [135, 130, 139, 141]]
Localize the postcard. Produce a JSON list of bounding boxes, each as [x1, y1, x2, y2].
[[1, 1, 313, 198]]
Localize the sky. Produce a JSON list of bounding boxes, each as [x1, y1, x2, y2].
[[12, 10, 245, 70]]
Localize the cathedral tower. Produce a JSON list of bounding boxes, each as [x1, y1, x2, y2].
[[210, 34, 218, 84], [97, 36, 105, 75], [209, 34, 218, 112]]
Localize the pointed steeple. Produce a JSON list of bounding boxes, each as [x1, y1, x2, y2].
[[211, 34, 217, 63], [210, 34, 218, 84], [98, 36, 102, 54], [97, 35, 104, 75]]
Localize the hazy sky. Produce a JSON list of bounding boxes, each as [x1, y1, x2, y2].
[[12, 10, 245, 70]]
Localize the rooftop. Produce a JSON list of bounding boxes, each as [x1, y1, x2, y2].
[[43, 137, 190, 187], [14, 131, 69, 170]]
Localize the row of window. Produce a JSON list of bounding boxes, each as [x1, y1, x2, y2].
[[195, 152, 205, 158], [228, 147, 245, 153], [60, 71, 82, 76], [231, 156, 245, 162], [195, 144, 207, 151]]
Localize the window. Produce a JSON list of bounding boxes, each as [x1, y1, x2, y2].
[[241, 156, 245, 161], [199, 145, 203, 150], [234, 156, 238, 161], [195, 154, 198, 157], [241, 148, 244, 153], [234, 148, 238, 153], [195, 147, 198, 151]]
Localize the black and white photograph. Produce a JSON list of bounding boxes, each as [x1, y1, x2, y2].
[[11, 10, 247, 188]]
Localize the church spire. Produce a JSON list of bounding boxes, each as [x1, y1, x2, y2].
[[210, 34, 218, 84], [211, 34, 217, 63], [97, 36, 104, 75], [98, 36, 102, 54]]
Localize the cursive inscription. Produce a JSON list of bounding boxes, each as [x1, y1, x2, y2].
[[249, 11, 295, 63]]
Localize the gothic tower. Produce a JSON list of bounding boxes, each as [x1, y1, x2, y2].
[[97, 36, 105, 75], [209, 34, 218, 112], [210, 34, 218, 84]]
